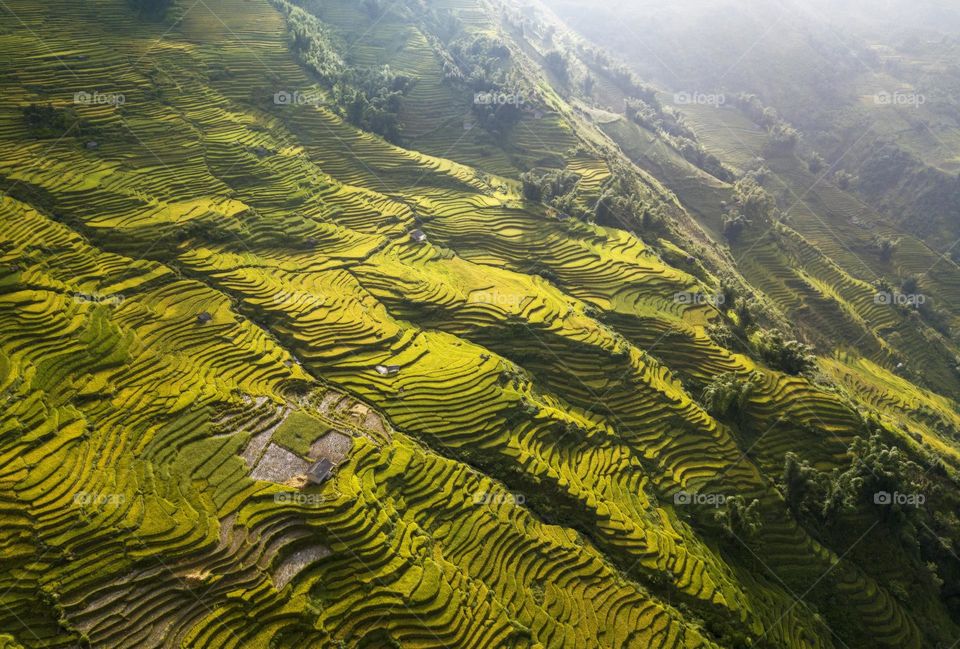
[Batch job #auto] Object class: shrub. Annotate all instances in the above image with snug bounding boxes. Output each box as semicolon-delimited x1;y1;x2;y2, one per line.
715;496;762;537
22;103;94;139
874;236;897;262
753;329;815;375
545;50;568;81
700;371;761;421
129;0;171;17
808;152;825;174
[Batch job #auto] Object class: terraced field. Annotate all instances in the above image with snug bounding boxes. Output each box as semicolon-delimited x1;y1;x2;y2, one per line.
2;0;959;648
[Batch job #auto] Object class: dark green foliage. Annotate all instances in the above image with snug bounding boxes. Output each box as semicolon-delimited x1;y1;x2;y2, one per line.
521;169;580;206
332;67;412;143
591;168;663;230
874;236;897;262
272;0;412;143
700;372;761;421
722;214;749;241
754;329;815;375
675;137;734;182
723;176;778;241
834;169;856;190
279;2;344;84
23;103;72;137
732;93;800;154
544;50;568;81
440;33;525;138
362;0;385;19
22;104;92;139
783;452;828;517
782;452;860;521
734;177;777;222
767;123;799;154
444;33;512;90
581;50;658;104
808;152;825;173
715;496;762;538
128;0;171;17
782;434;928;525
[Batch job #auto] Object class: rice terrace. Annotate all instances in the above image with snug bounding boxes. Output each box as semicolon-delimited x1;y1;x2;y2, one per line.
1;0;960;647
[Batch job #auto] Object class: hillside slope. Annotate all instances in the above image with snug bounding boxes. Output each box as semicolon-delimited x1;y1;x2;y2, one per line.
1;1;959;648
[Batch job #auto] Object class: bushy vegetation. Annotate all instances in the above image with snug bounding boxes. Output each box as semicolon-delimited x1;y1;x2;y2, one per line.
675;137;734;182
544;50;569;82
22;103;94;138
723;175;778;241
332;67;412;143
753;329;816;375
441;33;527;137
715;496;762;538
272;0;412;142
281;2;344;84
731;93;799;154
700;371;761;421
521;168;580;204
521;162;665;232
620;83;732;182
444;34;512;90
128;0;171;17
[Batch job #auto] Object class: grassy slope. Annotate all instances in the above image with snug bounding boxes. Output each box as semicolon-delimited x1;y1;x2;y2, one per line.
0;1;957;649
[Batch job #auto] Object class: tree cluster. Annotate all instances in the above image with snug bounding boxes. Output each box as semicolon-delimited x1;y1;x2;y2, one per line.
731;93;799;154
273;0;413;143
753;328;815;375
128;0;172;17
782;434;926;525
700;371;762;421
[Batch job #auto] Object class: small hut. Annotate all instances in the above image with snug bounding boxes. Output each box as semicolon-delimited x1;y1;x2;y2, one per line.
306;458;334;485
409;229;428;244
375;364;400;377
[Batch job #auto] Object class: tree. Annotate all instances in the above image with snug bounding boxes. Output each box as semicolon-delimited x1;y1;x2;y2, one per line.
754;329;815;375
700;372;761;421
734;177;777;222
129;0;171;17
716;496;762;538
22;103;92;138
783;452;831;518
875;236;897;262
581;74;595;95
723;214;749;241
808;152;825;174
521;172;543;202
834;170;856;190
544;50;568;82
362;0;385;19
